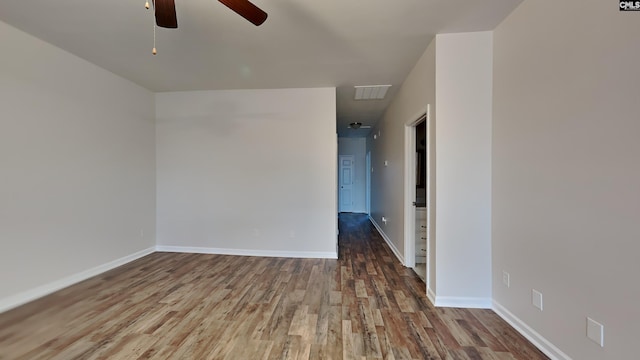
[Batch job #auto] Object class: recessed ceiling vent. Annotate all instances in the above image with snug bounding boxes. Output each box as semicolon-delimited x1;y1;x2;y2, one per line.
354;85;391;100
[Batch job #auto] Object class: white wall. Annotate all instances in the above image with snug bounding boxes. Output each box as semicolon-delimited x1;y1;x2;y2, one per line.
434;32;493;306
0;21;156;311
338;137;367;213
156;88;337;257
492;1;640;359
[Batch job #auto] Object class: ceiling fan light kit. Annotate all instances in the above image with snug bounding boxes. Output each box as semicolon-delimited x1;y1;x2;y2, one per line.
348;122;372;130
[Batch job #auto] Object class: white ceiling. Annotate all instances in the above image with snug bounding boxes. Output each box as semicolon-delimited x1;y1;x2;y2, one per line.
0;0;522;137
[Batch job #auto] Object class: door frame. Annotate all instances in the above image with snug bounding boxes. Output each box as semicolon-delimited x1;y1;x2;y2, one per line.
403;104;432;292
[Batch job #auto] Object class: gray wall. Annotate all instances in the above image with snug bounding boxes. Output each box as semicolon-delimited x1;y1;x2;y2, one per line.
0;21;156;310
155;88;338;257
492;0;640;358
434;32;493;305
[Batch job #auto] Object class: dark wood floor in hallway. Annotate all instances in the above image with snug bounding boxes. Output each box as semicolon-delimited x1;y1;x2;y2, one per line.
0;213;548;359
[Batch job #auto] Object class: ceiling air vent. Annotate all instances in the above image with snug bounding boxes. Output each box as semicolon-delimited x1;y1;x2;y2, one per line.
354;85;391;100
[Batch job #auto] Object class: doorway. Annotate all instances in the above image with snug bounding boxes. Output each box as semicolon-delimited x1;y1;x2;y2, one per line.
413;120;427;281
403;105;433;293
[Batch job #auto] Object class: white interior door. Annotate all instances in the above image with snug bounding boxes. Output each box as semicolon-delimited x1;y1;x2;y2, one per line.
339;155;354;212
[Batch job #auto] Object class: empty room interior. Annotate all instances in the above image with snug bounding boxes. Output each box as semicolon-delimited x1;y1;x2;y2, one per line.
1;1;638;359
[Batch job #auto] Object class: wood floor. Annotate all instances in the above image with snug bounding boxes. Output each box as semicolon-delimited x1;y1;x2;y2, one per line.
0;213;548;359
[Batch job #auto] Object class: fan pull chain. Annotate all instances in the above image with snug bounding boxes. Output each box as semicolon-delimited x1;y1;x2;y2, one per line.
145;0;157;55
153;24;157;55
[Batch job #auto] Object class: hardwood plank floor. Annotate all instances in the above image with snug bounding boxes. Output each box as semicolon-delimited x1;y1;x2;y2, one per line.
0;213;548;359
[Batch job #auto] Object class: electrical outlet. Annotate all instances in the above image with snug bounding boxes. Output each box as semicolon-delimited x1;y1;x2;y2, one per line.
384;160;389;166
587;317;604;347
532;289;543;311
139;229;144;238
381;216;387;225
502;271;510;288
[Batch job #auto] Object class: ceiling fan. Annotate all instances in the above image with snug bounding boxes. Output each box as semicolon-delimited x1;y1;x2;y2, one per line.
348;122;372;130
151;0;268;28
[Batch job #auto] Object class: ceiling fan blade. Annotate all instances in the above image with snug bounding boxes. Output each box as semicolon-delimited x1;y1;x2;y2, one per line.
153;0;178;28
218;0;268;26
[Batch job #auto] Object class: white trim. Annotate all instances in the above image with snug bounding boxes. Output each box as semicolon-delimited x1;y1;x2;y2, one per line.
365;151;371;215
336;136;340;254
492;300;572;360
155;245;338;259
369;216;405;265
403;124;417;268
427;287;437;305
402;107;427;269
433;296;492;309
404;106;429;127
424;104;432;293
0;246;155;314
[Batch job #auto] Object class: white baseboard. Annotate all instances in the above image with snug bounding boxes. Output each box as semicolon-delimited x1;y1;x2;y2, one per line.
155;245;338;259
0;246;155;314
432;296;492;309
492;300;572;360
368;216;405;265
427;287;437;305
